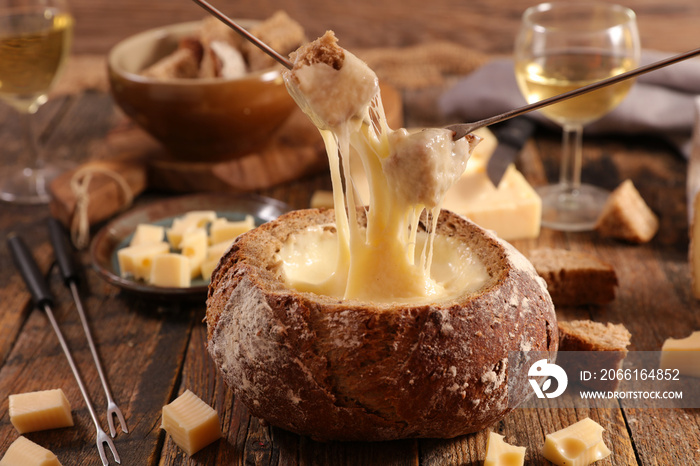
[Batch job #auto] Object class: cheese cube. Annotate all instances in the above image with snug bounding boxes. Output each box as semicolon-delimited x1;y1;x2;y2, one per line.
0;436;61;466
166;211;217;248
8;389;73;434
209;215;254;245
129;224;164;246
484;432;526;466
161;390;222;456
542;418;611;466
180;228;208;278
200;240;233;281
117;242;170;280
660;331;700;377
149;254;191;287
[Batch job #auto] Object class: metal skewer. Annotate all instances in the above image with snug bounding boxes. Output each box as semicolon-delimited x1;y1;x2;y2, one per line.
191;0;293;69
8;234;120;466
191;0;700;141
446;46;700;139
48;218;128;438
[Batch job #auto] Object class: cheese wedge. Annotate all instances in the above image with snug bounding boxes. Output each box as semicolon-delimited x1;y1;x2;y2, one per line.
660;331;700;377
0;436;61;466
161;390;222;456
542;418;611;466
484;432;526;466
117;241;170;280
8;389;73;434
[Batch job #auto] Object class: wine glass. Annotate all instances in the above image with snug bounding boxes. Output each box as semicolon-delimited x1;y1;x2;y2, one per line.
514;2;640;231
0;0;73;204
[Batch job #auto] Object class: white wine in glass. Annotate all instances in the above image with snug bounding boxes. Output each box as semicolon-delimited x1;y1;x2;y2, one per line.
515;2;640;231
0;0;73;204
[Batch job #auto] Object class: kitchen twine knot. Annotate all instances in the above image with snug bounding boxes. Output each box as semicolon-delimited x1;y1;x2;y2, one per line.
69;166;134;249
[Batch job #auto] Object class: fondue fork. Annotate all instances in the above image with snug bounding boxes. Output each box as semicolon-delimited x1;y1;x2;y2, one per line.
190;0;700;140
8;234;121;466
48;218;129;438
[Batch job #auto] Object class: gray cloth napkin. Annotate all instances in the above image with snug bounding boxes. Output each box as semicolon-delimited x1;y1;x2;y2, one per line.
439;50;700;157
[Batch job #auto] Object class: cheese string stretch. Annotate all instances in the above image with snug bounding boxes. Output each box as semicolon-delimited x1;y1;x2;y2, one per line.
69;166;134;249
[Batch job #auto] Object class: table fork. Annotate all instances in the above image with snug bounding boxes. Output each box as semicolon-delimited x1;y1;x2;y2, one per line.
8;234;121;465
48;218;129;438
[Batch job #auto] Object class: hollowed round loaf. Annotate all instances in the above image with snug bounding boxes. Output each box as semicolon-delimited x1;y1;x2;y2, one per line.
206;208;557;441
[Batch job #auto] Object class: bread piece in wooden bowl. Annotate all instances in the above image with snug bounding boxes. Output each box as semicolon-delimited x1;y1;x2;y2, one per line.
205;208;557;441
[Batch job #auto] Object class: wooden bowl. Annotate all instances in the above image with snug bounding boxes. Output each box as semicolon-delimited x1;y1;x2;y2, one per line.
107;21;297;162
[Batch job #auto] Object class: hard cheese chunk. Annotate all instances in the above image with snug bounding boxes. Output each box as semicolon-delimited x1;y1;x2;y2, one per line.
660;331;700;377
442;140;541;241
484;432;526;466
117;241;170;280
209;215;254;245
9;389;73;434
161;390;222;456
543;418;611;466
150;253;191;287
0;436;61;466
166;210;217;248
129;224;164;246
201;240;234;281
180;228;208;279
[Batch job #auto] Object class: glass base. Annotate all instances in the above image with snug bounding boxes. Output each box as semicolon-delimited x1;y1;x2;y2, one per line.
537;183;609;232
0;163;68;205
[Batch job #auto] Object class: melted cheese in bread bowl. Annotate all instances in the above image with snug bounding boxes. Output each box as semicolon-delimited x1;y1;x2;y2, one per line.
283;31;484;303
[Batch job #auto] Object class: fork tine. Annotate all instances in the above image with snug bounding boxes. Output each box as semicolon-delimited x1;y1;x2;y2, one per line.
108;404;129;437
98;430;121;465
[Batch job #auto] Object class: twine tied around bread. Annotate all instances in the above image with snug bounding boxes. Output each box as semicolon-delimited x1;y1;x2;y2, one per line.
69;166;134;249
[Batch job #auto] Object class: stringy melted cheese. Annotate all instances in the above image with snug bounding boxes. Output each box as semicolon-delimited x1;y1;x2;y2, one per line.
282;31;486;303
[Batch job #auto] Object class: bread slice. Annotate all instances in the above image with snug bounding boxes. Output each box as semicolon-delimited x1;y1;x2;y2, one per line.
528;248;617;306
243;11;306;71
558;320;631;352
558;320;631;391
206;208;557;441
595;179;659;243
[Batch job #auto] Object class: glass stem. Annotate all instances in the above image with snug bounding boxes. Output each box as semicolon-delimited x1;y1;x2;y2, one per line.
20;109;43;172
559;123;583;194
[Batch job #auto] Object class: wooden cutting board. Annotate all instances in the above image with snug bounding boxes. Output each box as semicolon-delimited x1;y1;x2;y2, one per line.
49;84;403;228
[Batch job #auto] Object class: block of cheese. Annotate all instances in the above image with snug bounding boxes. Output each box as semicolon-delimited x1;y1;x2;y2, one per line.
542;418;611;466
180;228;208;278
209;215;254;245
0;436;61;466
660;331;700;377
201;240;234;281
149;253;191;287
484;431;526;466
161;390;222;456
442;158;541;241
117;241;170;280
166;210;217;248
129;224;164;246
9;389;73;434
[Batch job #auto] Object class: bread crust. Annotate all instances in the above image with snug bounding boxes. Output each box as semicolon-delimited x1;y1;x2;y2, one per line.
206;208;557;441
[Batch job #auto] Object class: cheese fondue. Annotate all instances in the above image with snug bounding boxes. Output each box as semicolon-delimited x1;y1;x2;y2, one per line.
282;31;486;303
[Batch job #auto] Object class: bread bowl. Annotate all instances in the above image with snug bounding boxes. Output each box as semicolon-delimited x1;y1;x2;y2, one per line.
205;207;557;441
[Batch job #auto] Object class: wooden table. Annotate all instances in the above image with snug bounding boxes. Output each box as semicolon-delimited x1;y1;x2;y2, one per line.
2;0;700;464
